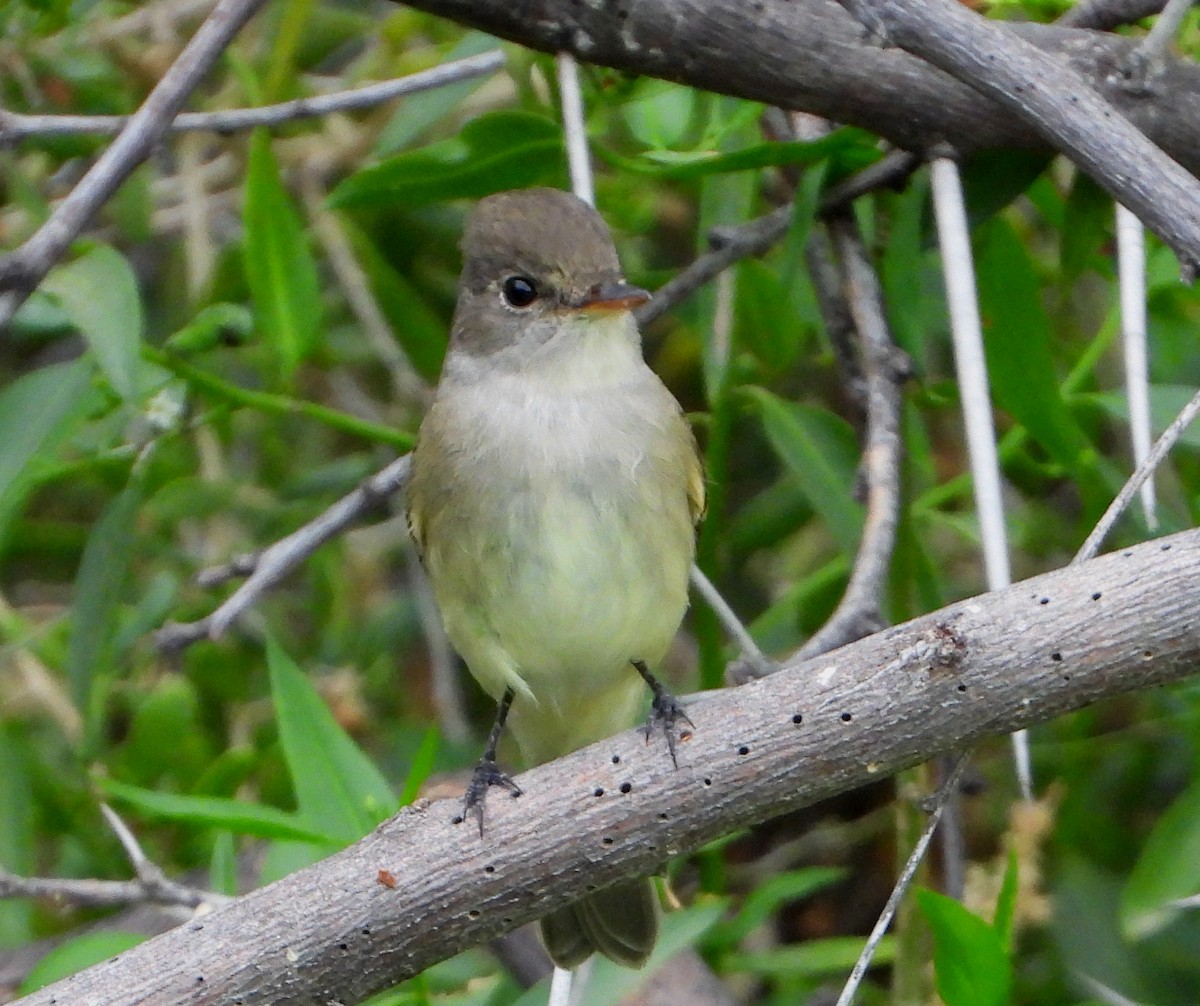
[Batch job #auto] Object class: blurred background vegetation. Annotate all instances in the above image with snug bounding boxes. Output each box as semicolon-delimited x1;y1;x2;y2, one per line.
3;0;1200;1003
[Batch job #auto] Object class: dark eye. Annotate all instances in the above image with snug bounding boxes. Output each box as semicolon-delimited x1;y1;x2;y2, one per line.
502;276;538;308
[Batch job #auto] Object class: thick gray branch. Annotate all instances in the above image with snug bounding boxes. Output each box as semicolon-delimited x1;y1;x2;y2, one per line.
393;0;1200;181
836;0;1200;275
16;529;1200;1006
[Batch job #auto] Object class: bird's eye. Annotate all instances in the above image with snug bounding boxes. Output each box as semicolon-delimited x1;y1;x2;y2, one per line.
502;276;538;308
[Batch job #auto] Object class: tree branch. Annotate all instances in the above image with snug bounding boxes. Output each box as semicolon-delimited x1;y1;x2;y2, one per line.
835;0;1200;277
392;0;1200;184
21;528;1200;1006
0;53;504;142
0;0;270;329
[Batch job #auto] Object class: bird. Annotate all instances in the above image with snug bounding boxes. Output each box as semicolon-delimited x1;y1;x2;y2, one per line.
406;187;704;968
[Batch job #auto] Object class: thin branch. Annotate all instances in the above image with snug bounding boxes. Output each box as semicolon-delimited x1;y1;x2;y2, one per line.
690;566;776;679
1122;0;1195;84
635;205;793;328
818;150;922;216
930;155;1032;801
298;169;429;409
156;455;412;651
555;52;594;206
18;528;1200;1006
0;53;505;144
0;805;231;914
1116;204;1157;529
835;754;970;1006
794;216;906;661
1075;388;1200;563
1058;0;1165;28
0;0;271;329
930;156;1012;594
835;0;1200;279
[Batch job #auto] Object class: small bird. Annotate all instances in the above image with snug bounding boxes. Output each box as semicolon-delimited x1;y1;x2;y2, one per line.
407;187;704;969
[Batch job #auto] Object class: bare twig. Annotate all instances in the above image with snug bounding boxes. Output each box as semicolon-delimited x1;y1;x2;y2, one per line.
1057;0;1165;28
0;805;230;913
0;0;271;329
691;566;775;679
1121;0;1194;85
156;455;412;651
835;754;970;1006
835;0;1200;279
0;53;506;144
1116;204;1157;529
794;216;906;662
555;52;594;206
1075;388;1200;563
818;150;922;216
635;205;793;328
298;169;428;408
930;155;1031;801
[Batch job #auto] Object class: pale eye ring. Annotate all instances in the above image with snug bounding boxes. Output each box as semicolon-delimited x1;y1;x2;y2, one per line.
501;276;538;308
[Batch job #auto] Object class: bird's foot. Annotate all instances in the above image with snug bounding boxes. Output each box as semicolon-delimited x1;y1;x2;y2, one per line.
461;757;521;837
632;659;694;768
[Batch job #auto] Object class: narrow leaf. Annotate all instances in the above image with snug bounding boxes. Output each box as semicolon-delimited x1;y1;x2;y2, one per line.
0;359;91;501
244;128;322;375
267;636;395;841
743;387;863;556
917;888;1013;1006
330;110;565;208
42;246;142;400
100;778;335;845
66;484;142;723
1121;777;1200;939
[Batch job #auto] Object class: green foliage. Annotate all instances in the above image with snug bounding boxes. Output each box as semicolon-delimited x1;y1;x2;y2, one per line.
4;5;1200;1005
917;888;1013;1006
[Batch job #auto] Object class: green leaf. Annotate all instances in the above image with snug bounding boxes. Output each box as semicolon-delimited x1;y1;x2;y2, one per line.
330;110;565;209
742;387;863;555
959;150;1052;229
267;636;395;841
724;934;896;976
710;866;846;946
622;81;696;149
66;483;142;729
18;931;146;995
100;778;335;845
1061;172;1113;282
374;33;501;156
398;725;441;807
1121;776;1200;939
163;303;254;354
0;726;34;947
342;220;446;380
597;128;878;181
734;259;809;375
0;359;92;501
994;849;1019;952
210;832;238;896
917;888;1013;1006
244;128;322;375
974;217;1116;515
42;245;142;400
1078;384;1200;449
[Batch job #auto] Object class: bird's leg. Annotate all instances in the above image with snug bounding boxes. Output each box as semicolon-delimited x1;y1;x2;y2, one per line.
462;686;522;836
632;659;693;768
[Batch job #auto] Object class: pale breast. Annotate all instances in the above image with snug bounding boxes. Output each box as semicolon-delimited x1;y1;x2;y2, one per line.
409;368;697;718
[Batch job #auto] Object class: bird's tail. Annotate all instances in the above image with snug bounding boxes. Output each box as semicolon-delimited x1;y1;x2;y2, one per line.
539;878;659;969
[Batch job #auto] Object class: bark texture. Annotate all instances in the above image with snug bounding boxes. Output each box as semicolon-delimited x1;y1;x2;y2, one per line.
14;529;1200;1006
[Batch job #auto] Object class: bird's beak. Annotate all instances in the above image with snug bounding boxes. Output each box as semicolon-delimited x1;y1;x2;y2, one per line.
574;281;651;313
